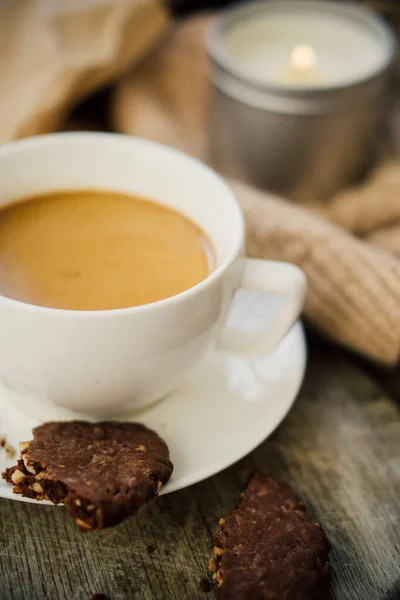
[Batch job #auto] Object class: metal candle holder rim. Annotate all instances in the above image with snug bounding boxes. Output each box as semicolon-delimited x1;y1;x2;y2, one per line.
207;0;397;103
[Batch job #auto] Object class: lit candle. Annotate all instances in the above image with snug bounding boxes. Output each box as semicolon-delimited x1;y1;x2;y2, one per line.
207;1;396;201
221;3;390;88
281;44;322;85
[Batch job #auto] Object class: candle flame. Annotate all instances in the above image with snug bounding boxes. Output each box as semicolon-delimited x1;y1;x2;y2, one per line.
290;44;317;72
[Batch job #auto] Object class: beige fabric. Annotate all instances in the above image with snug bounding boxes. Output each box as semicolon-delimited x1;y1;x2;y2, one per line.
368;225;400;258
318;162;400;235
112;15;400;365
112;15;211;161
0;0;169;143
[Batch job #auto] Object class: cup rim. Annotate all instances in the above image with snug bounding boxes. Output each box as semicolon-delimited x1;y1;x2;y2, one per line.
207;0;397;96
0;132;244;318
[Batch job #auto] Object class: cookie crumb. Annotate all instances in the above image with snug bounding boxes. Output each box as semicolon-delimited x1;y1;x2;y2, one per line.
0;435;16;459
199;577;212;593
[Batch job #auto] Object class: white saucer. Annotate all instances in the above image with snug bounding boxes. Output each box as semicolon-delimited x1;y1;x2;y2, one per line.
0;294;306;503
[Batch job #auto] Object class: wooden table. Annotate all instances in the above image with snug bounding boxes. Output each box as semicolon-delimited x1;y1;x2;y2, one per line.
1;331;399;600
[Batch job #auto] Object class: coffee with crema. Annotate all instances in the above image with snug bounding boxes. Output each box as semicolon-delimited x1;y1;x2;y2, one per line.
0;190;214;310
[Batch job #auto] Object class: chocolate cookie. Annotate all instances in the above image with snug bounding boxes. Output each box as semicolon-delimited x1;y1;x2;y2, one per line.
209;474;331;600
2;421;173;531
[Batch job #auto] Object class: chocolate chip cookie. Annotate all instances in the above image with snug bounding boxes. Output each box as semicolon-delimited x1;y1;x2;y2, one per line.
2;421;173;531
209;473;331;599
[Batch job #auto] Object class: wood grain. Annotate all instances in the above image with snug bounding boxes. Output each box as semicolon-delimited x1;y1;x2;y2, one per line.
0;333;399;600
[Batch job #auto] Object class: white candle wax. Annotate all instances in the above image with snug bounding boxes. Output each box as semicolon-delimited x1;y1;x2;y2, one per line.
222;6;389;88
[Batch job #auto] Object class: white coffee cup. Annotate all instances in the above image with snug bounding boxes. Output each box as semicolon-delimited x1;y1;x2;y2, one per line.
0;133;306;418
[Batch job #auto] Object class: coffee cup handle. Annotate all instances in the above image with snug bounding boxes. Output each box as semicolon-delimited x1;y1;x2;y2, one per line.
217;259;306;356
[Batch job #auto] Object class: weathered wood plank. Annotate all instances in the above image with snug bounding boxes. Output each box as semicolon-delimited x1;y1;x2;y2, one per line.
0;335;399;600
